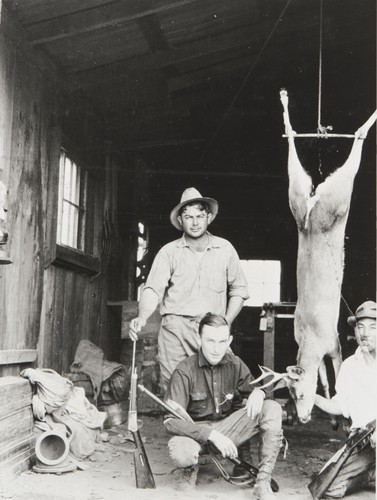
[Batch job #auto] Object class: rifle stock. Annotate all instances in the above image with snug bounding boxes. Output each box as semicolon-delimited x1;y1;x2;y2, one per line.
128;362;155;488
308;421;375;499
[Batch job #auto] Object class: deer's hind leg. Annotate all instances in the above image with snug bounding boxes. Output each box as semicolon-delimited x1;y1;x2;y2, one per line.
280;90;313;227
316;110;377;212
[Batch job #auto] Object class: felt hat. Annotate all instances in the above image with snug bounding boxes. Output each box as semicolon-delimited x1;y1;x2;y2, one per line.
170;187;219;231
347;300;377;327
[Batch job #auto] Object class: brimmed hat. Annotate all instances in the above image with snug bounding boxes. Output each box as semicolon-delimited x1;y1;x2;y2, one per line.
347;300;377;327
170;187;219;231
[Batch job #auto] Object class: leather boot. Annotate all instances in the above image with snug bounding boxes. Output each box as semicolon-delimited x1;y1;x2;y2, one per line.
172;463;199;491
253;427;283;499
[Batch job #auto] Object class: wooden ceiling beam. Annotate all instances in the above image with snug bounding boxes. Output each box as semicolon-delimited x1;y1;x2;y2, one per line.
64;6;316;80
26;0;201;45
6;0;115;25
117;168;285;179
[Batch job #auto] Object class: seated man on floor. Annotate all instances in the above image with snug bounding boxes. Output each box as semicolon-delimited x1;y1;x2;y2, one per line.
313;300;376;498
164;313;283;500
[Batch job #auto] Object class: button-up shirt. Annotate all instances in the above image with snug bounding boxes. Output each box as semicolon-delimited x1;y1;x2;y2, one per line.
144;233;249;317
164;350;260;443
333;347;376;429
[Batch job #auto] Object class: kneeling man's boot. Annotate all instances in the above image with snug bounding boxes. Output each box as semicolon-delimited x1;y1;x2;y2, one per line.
172;464;199;491
253;427;283;499
253;479;275;500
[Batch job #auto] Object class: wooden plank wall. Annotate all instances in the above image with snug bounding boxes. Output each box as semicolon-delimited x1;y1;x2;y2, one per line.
0;7;118;376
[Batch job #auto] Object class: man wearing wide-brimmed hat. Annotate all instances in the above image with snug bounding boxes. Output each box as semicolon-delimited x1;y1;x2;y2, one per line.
313;300;376;498
129;187;248;388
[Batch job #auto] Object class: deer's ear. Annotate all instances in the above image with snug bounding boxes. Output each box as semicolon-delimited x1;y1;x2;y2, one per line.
286;365;305;380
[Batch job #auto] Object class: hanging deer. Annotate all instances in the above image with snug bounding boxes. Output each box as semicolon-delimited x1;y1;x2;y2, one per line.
252;91;377;423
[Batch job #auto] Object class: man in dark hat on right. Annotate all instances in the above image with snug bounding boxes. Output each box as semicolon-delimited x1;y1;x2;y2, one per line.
313;300;376;498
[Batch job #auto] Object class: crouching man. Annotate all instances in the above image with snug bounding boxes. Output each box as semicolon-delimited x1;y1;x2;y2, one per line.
313;300;376;498
164;313;283;500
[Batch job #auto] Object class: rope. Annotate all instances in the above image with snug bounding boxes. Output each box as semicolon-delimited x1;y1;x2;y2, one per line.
198;0;293;167
317;0;324;132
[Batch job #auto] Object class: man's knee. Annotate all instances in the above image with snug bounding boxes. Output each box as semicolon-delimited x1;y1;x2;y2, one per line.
168;436;201;468
260;400;283;429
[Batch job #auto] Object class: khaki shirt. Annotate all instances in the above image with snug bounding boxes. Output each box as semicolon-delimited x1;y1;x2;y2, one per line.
144;233;249;317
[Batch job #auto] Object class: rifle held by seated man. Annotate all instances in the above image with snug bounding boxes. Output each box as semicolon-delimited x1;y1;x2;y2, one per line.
308;420;375;499
128;341;155;489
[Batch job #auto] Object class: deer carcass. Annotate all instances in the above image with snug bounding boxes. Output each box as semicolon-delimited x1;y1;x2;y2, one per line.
253;91;377;423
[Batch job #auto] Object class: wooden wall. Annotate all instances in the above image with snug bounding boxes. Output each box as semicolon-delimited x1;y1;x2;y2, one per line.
0;8;119;376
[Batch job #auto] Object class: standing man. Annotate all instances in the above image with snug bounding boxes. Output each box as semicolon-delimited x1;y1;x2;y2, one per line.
313;300;376;498
164;313;283;500
129;187;249;387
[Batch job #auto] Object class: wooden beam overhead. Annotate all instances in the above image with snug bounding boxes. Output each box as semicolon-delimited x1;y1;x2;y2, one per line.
118;168;285;179
26;0;201;45
6;0;115;25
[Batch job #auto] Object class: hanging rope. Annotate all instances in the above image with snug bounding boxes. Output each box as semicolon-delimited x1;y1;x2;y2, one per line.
317;0;323;132
198;0;293;167
283;0;356;139
316;0;332;137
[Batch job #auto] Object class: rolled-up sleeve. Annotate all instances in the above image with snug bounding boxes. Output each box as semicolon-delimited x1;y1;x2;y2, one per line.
143;247;171;302
227;245;249;300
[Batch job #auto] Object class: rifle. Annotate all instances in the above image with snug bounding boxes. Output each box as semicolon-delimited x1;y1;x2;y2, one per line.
308;420;375;499
128;341;156;489
138;383;279;492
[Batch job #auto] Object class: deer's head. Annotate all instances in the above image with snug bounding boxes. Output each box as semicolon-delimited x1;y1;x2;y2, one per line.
250;365;317;423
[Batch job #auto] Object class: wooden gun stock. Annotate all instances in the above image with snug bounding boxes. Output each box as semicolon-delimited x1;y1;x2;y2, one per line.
128;356;155;489
131;428;156;489
308;421;375;499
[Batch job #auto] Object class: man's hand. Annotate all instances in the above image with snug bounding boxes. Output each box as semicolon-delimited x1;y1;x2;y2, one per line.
370;429;376;449
129;317;146;341
208;430;238;459
246;388;265;420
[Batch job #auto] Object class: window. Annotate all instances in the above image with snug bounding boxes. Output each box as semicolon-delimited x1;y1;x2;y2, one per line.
241;260;281;307
53;149;99;275
57;150;87;251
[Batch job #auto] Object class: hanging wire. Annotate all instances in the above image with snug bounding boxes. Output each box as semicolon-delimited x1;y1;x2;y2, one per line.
198;0;293;167
316;0;333;139
317;0;324;133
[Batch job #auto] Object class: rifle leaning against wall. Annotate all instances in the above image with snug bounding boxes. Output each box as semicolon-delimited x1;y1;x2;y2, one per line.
128;341;156;489
138;383;279;492
308;420;375;499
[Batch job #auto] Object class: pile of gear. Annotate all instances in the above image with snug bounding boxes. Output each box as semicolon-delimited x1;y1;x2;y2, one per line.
21;339;129;473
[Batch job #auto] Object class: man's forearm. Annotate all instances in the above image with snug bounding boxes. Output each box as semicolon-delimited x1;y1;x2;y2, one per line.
138;288;159;320
314;395;343;416
164;417;212;444
225;296;245;325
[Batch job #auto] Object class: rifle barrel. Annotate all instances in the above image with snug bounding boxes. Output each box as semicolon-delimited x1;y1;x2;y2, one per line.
138;384;186;420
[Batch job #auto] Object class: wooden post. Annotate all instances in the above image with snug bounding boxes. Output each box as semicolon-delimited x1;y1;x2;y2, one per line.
263;307;275;369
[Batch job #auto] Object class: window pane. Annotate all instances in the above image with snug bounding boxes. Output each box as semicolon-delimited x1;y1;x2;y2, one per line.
57;150;85;251
241;260;281;307
263;283;280;303
63;157;72;199
264;260;281;283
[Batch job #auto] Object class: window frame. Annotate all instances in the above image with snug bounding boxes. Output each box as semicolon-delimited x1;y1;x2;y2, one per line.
52;146;100;275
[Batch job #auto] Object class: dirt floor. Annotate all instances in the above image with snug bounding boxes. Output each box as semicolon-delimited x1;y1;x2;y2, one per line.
1;409;375;500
